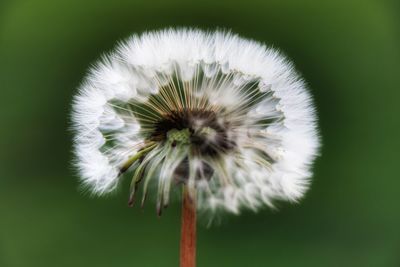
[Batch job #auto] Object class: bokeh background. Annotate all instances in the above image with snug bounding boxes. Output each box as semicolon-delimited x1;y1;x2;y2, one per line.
1;0;399;266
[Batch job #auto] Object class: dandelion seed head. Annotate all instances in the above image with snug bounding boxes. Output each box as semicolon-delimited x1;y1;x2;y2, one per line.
72;28;320;214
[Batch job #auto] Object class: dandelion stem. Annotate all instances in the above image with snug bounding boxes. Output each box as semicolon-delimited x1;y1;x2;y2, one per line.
180;186;196;267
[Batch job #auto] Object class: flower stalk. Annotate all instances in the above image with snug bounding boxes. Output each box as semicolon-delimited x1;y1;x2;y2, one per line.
180;186;196;267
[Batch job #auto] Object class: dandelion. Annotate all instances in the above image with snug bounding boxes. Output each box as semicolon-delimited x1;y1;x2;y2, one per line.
72;28;320;267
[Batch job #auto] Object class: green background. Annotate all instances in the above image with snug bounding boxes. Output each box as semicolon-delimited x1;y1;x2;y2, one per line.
1;0;399;266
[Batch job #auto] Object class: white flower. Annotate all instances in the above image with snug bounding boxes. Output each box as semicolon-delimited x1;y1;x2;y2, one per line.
71;28;320;215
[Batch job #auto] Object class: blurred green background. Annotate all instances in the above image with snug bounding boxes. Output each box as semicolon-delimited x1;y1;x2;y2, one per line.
1;0;399;266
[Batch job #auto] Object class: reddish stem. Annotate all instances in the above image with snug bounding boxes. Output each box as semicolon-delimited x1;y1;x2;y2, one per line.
180;187;196;267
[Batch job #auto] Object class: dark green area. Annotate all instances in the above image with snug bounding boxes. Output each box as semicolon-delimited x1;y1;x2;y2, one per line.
1;0;399;266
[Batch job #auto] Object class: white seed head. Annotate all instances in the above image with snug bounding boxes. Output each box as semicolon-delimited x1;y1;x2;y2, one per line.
71;28;320;214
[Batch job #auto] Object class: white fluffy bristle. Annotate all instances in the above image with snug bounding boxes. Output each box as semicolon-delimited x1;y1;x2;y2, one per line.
71;28;320;214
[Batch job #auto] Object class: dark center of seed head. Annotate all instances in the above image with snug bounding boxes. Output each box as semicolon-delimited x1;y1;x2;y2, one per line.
152;109;236;157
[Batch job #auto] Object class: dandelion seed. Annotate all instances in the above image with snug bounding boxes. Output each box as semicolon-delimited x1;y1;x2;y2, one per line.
71;28;320;267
